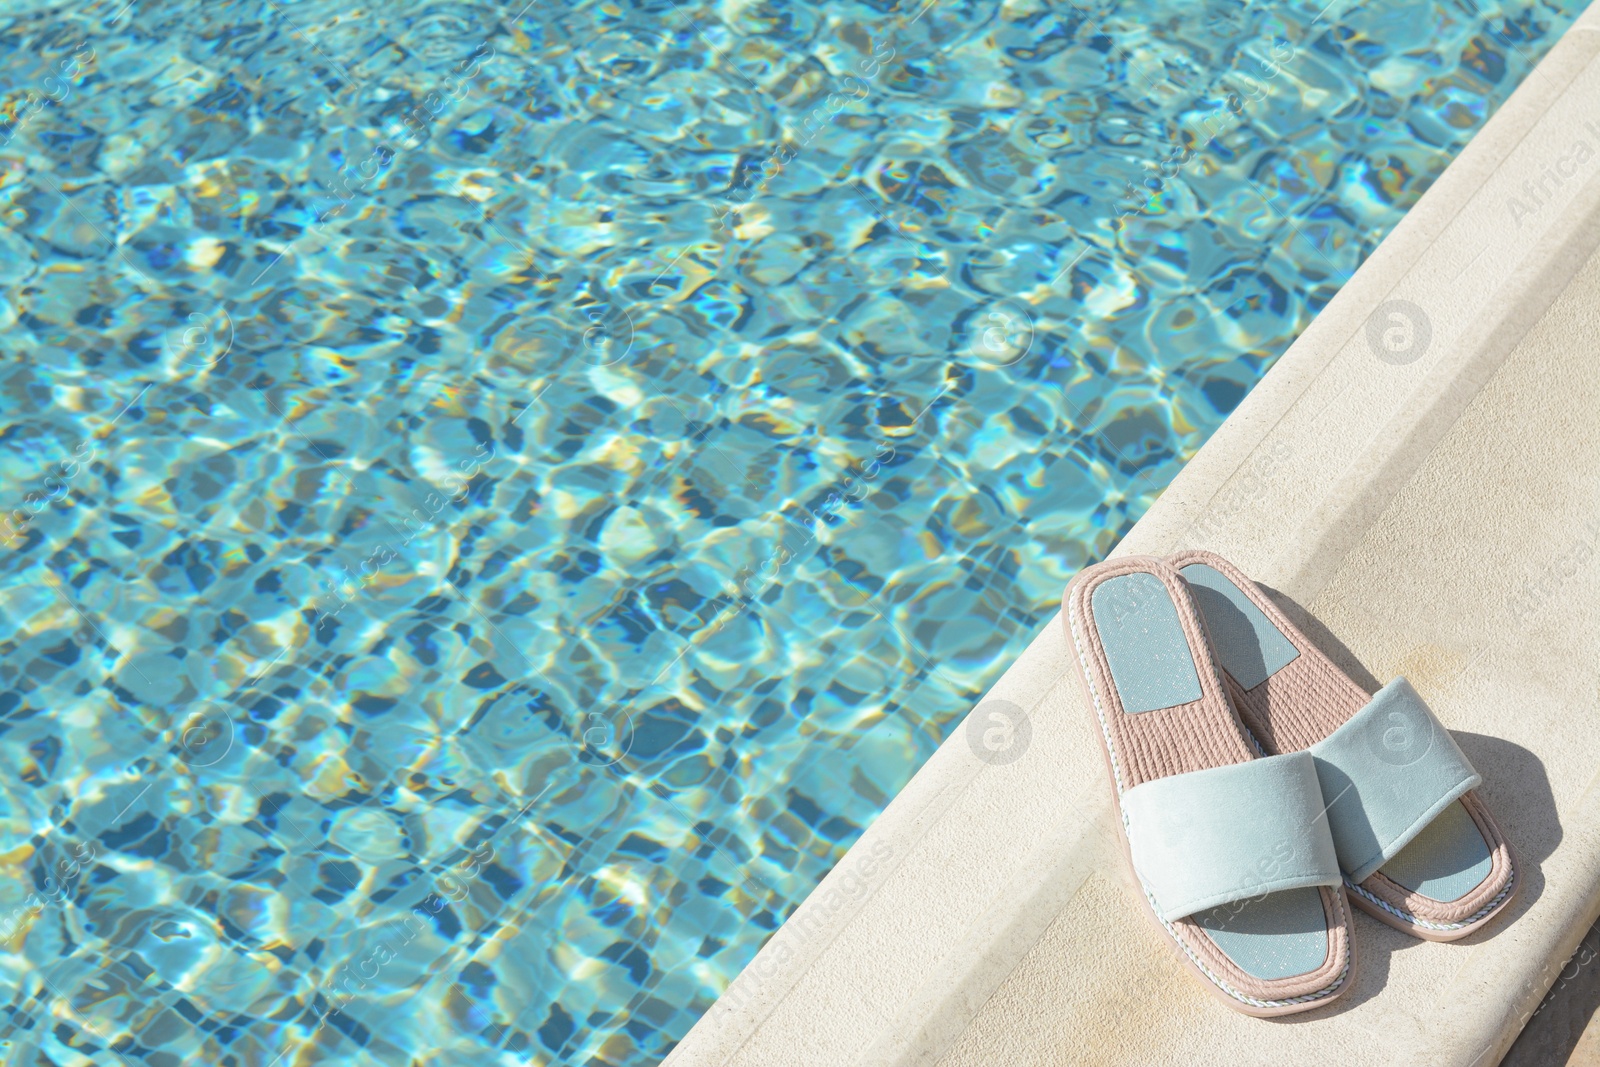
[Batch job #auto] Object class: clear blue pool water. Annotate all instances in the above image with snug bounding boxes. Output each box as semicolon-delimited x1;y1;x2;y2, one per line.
0;0;1583;1062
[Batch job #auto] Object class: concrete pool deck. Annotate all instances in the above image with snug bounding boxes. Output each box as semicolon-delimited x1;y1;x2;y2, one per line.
665;4;1600;1065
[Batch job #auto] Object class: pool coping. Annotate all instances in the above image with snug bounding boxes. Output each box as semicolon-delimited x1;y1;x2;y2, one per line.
666;5;1600;1065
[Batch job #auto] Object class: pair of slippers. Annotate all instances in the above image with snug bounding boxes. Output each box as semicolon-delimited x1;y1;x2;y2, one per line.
1063;550;1517;1016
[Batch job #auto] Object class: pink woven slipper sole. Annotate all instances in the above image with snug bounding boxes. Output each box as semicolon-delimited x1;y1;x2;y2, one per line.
1064;555;1355;1015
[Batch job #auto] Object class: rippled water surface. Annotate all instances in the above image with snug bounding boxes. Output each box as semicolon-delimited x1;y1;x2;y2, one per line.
0;0;1584;1063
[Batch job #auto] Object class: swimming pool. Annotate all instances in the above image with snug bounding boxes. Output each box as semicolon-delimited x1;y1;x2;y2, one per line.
0;0;1582;1063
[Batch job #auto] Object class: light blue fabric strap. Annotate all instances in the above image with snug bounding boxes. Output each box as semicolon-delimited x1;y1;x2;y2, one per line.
1122;751;1342;922
1308;677;1483;883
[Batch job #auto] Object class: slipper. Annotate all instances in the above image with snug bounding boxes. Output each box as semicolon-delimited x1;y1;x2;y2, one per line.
1166;549;1517;942
1064;555;1355;1016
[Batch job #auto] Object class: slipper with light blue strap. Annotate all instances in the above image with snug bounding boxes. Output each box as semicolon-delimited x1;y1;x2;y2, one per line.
1168;549;1518;942
1064;555;1356;1015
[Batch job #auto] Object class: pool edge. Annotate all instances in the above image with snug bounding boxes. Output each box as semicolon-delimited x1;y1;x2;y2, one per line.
666;5;1600;1065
